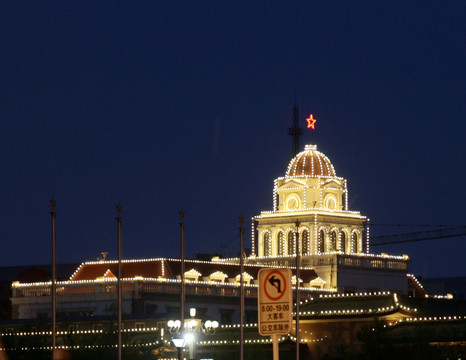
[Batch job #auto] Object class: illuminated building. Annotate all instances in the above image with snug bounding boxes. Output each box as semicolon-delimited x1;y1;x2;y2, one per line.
10;131;411;323
252;143;409;294
10;258;323;322
5;114;466;358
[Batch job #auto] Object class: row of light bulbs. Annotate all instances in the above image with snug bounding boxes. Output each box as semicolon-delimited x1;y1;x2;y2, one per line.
0;341;161;352
3;312;464;352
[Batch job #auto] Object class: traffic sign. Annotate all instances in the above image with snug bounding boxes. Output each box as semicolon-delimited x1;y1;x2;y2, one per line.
258;268;292;336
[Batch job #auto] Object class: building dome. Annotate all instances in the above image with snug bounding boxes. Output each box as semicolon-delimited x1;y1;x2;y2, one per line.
285;144;336;178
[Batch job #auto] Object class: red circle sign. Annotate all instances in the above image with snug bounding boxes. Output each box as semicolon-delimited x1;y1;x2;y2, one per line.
263;270;287;301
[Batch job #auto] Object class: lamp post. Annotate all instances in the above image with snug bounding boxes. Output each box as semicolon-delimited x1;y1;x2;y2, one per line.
168;307;219;359
171;337;186;360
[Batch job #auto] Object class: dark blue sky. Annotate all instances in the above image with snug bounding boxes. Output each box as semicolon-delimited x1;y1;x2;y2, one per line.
1;1;465;278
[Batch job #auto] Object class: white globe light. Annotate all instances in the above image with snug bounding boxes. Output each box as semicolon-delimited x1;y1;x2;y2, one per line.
204;320;212;328
212;321;219;328
174;320;181;328
167;320;174;328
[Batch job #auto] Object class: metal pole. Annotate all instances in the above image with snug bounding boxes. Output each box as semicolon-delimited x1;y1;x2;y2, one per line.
239;215;244;360
295;220;300;360
179;210;185;360
116;205;122;360
272;334;279;360
50;199;56;359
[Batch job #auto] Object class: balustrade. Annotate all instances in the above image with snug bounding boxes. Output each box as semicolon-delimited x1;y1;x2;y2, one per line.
12;280;259;299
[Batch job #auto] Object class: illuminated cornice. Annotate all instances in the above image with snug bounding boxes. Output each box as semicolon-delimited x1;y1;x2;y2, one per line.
297;292;418;317
256;209;365;219
253;252;408;261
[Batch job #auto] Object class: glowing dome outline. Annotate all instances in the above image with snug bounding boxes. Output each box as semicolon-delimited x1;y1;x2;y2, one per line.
285;144;336;178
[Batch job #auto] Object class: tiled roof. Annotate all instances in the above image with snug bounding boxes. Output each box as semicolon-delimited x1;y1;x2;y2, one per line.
70;258;319;283
161;259;318;283
71;259;165;281
299;293;399;317
299;292;466;319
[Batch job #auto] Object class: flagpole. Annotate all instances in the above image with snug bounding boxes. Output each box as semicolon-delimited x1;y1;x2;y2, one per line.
116;205;122;360
50;199;56;360
239;215;244;360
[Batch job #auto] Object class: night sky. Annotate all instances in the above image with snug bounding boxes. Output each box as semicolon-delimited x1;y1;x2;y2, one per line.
1;1;465;278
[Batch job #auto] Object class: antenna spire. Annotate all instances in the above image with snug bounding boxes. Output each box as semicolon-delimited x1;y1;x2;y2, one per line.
288;103;303;157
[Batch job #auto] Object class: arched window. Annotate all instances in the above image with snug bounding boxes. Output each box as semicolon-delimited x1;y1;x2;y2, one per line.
326;196;336;210
263;232;271;256
319;230;325;253
341;232;346;253
301;230;310;255
352;232;358;253
277;232;285;256
287;231;294;255
330;231;338;252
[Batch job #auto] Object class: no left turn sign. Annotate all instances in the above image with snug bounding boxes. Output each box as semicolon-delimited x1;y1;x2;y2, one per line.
258;268;292;336
263;270;288;301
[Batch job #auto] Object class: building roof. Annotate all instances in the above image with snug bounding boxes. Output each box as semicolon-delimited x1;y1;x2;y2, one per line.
70;259;166;281
285;144;336;178
298;292;410;319
298;291;466;320
69;258;319;283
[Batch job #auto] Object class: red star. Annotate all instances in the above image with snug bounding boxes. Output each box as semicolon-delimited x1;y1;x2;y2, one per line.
306;114;317;129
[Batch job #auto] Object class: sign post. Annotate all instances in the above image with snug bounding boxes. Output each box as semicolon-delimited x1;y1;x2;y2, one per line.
258;268;292;360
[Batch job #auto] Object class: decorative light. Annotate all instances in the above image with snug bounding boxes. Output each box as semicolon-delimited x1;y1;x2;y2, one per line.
184;332;194;343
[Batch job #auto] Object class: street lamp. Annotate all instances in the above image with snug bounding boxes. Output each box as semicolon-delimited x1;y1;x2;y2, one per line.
171;337;186;360
168;308;219;359
203;320;219;335
167;319;182;332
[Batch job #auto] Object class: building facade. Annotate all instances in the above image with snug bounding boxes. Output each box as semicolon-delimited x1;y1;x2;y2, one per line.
252;143;409;293
11;258;326;322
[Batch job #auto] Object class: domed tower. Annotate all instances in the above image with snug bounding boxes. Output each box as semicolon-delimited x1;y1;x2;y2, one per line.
252;140;409;293
254;143;366;259
277;144;344;213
